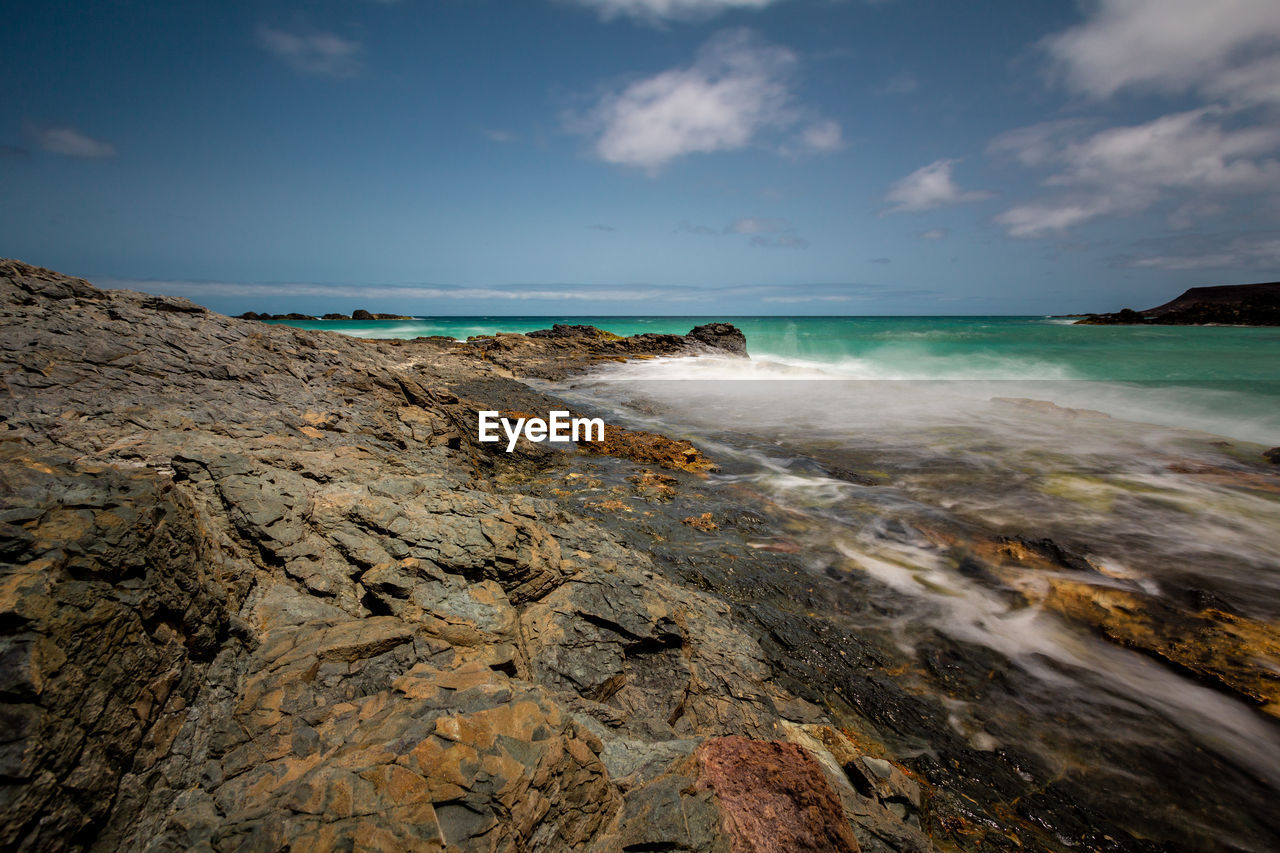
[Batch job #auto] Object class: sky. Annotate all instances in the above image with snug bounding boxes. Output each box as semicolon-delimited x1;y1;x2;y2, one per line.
3;0;1280;316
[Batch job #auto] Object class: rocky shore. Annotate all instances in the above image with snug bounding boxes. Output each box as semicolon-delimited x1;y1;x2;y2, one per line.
1075;281;1280;325
3;259;1279;852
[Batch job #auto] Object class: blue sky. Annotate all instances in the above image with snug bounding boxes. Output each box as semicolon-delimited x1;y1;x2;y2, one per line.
3;0;1279;315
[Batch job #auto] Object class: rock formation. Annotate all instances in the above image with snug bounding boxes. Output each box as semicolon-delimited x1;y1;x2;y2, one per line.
1075;281;1280;325
0;260;894;852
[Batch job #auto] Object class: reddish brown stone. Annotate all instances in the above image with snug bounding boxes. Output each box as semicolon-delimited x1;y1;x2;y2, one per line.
694;736;860;853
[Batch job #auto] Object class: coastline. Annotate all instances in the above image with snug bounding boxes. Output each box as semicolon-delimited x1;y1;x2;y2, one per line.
3;259;1279;851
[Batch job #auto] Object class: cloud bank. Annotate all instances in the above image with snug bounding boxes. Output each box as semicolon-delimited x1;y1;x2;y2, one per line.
1045;0;1280;106
992;109;1280;236
989;0;1280;243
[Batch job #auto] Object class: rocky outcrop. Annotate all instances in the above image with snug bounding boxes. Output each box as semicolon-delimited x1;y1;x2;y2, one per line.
458;322;747;380
238;309;414;322
1075;281;1280;325
0;260;868;852
237;311;319;321
686;322;748;356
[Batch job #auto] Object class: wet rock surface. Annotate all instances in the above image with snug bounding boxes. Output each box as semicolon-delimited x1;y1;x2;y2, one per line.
2;259;1278;851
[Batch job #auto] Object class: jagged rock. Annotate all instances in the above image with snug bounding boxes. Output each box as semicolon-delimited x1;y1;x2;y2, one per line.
687;322;748;356
527;324;618;339
0;446;233;851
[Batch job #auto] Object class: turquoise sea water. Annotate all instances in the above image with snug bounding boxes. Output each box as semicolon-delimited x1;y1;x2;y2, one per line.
271;314;1280;441
270;314;1280;381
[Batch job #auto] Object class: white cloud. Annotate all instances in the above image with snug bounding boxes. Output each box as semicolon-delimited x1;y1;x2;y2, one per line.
673;216;808;245
257;26;363;78
724;216;808;247
580;29;840;172
918;228;948;240
28;124;116;158
1045;0;1280;105
484;129;516;143
568;0;784;24
987;119;1091;167
995;198;1119;239
1121;235;1280;270
800;119;844;152
726;216;789;234
883;159;992;213
992;108;1280;236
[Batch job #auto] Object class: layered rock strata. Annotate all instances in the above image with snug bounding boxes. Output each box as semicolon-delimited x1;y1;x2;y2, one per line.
0;261;901;852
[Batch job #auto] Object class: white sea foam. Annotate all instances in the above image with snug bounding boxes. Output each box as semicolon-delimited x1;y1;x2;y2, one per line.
581;350;1278;445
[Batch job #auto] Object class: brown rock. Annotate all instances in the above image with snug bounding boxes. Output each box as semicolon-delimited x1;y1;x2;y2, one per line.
694;736;860;853
583;423;718;473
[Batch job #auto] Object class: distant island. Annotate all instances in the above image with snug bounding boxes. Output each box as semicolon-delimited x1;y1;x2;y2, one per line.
237;309;414;321
1075;281;1280;325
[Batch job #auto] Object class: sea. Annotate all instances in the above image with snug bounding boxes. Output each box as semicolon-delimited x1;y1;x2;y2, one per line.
274;313;1280;843
276;314;1280;442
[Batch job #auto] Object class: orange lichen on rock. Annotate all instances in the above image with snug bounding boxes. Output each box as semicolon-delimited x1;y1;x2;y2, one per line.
585;499;632;514
580;423;717;473
627;469;678;498
682;512;718;532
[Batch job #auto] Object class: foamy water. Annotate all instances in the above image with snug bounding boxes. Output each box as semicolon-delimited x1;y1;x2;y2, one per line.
542;344;1280;797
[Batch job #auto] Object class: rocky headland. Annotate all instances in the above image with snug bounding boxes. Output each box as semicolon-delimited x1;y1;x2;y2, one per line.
3;259;1279;852
1075;281;1280;325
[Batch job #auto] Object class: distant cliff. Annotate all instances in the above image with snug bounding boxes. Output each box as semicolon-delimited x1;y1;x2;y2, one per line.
1075;281;1280;325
